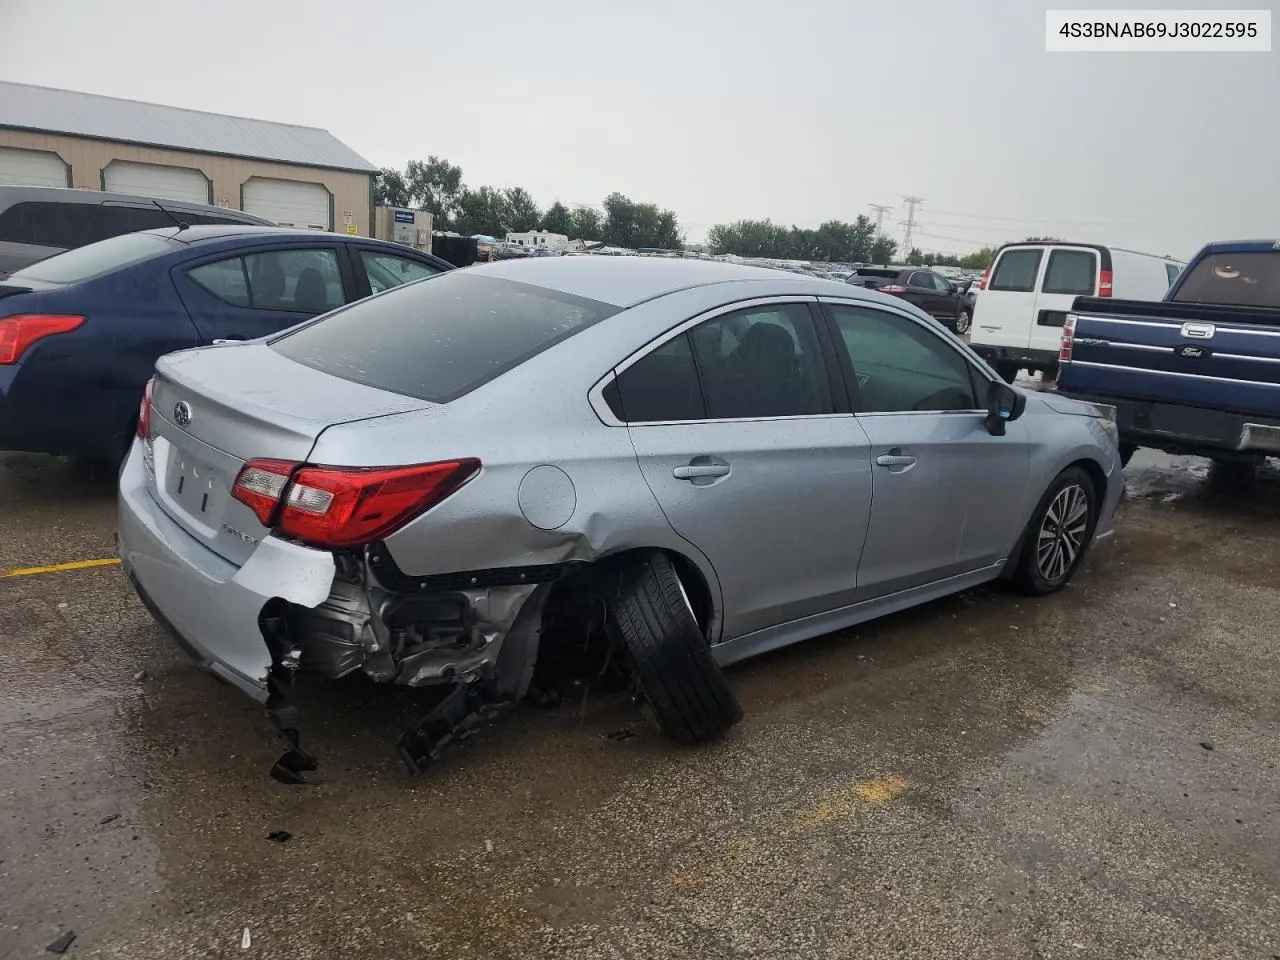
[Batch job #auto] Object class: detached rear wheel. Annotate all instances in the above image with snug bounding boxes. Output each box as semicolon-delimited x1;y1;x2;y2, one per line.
1013;466;1098;595
608;550;742;743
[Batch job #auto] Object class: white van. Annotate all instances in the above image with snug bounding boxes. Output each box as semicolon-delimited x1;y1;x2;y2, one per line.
969;242;1185;382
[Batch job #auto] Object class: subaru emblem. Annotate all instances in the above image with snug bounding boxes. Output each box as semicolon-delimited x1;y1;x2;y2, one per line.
173;401;193;426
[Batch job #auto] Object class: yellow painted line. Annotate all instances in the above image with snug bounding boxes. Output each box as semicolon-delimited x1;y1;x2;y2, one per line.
1;557;122;579
789;775;911;831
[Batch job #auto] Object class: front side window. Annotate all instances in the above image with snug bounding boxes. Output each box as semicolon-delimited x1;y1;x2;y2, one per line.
360;251;442;294
930;273;953;293
829;303;979;413
989;248;1044;292
1042;249;1097;295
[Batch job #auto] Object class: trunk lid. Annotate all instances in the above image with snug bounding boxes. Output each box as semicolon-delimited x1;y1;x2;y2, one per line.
147;342;438;565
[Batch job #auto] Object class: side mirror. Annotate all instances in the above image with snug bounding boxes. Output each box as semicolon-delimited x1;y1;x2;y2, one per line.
984;380;1026;436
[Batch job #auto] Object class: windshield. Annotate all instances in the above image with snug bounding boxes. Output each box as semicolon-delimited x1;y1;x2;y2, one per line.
1171;251;1280;308
11;231;180;284
270;271;619;403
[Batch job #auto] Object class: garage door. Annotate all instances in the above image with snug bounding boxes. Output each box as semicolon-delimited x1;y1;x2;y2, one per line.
0;147;69;188
103;161;211;204
242;178;330;231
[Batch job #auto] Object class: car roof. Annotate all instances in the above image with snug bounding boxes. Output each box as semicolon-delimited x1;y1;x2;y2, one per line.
0;184;271;221
1195;240;1280;255
135;225;440;253
470;255;844;307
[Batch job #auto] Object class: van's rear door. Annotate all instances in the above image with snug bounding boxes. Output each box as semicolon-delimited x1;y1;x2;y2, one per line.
1028;246;1101;354
972;245;1047;349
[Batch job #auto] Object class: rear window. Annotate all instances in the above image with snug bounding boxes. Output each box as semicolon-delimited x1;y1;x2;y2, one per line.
1171;252;1280;308
853;269;901;280
269;271;620;403
988;248;1043;292
1041;249;1097;295
9;231;179;283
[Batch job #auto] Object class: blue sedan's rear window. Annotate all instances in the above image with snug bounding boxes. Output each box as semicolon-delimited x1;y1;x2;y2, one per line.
11;232;180;283
269;272;619;403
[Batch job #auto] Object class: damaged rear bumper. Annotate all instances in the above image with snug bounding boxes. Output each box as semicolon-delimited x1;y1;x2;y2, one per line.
117;440;336;701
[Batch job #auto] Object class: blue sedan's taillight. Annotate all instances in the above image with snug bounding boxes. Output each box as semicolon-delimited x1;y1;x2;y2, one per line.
0;314;85;364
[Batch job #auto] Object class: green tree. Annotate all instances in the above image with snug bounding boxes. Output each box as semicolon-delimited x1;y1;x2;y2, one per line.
373;167;410;208
569;205;604;242
654;209;683;249
960;246;995;270
404;156;465;229
869;236;897;264
906;247;926;265
541;201;572;236
454;185;510;238
503;187;541;233
602;192;637;247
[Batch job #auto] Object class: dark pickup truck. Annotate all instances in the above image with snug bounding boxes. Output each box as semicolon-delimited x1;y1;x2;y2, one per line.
1055;240;1280;467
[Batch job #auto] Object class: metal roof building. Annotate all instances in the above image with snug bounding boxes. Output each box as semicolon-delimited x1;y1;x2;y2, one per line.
0;81;377;234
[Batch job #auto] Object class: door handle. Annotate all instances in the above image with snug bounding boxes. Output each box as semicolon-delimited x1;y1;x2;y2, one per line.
673;463;731;480
875;454;917;468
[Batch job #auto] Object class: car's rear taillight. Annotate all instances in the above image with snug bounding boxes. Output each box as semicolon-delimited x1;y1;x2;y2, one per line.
231;458;481;549
1060;313;1077;363
979;265;992;291
0;314;85;365
1098;269;1113;297
878;285;907;294
137;376;156;439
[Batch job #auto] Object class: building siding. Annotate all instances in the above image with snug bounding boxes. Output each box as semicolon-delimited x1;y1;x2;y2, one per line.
0;129;372;235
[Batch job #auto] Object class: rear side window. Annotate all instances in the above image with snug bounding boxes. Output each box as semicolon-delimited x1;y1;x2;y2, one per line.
9;231;178;283
0;200;100;248
604;335;703;422
1042;249;1097;295
270;272;619;403
1165;263;1181;285
189;259;251;307
1171;251;1280;307
989;249;1043;292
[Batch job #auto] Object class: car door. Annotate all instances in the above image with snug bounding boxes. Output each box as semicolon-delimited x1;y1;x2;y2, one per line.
930;272;963;321
351;246;447;298
607;297;874;641
173;243;356;343
821;298;1032;598
1029;246;1099;354
905;270;940;314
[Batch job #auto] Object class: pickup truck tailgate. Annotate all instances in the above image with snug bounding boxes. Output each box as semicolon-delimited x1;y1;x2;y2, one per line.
1063;298;1280;418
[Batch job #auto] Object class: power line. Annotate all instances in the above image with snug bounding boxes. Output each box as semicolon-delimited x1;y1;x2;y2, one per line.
900;196;923;254
923;207;1170;227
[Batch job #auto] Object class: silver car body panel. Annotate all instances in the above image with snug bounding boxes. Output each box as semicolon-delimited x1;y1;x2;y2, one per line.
117;257;1125;724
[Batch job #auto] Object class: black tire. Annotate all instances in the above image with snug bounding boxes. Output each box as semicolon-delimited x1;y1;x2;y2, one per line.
1119;443;1137;467
608;550;743;743
1012;466;1099;596
995;361;1020;384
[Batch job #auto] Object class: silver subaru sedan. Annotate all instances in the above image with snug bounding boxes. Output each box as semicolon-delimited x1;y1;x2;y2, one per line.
117;256;1124;780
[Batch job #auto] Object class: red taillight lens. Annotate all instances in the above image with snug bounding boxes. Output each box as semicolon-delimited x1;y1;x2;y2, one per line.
232;458;481;549
0;314;85;364
137;376;156;439
1098;269;1113;297
878;285;907;294
231;459;300;525
1060;313;1077;363
979;265;992;291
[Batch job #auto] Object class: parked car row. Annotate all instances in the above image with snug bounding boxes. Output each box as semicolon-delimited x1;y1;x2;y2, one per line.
845;266;973;335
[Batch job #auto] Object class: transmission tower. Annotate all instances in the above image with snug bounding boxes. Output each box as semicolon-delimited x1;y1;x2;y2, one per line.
900;196;923;256
868;203;892;238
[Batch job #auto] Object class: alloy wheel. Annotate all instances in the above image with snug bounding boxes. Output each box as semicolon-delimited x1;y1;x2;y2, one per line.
1036;483;1089;582
955;310;971;335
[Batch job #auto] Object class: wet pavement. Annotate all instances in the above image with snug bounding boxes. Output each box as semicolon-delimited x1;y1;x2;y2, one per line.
1;450;1278;959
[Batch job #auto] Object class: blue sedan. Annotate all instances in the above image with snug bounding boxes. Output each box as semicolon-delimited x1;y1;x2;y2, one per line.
0;226;453;462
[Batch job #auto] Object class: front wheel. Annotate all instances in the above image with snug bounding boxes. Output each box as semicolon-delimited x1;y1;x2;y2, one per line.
954;309;971;336
1013;466;1098;596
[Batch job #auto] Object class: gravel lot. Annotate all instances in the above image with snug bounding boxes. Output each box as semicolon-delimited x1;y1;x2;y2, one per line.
1;450;1278;959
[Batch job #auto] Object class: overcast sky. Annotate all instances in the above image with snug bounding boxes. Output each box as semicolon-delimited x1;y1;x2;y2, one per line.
2;0;1276;257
